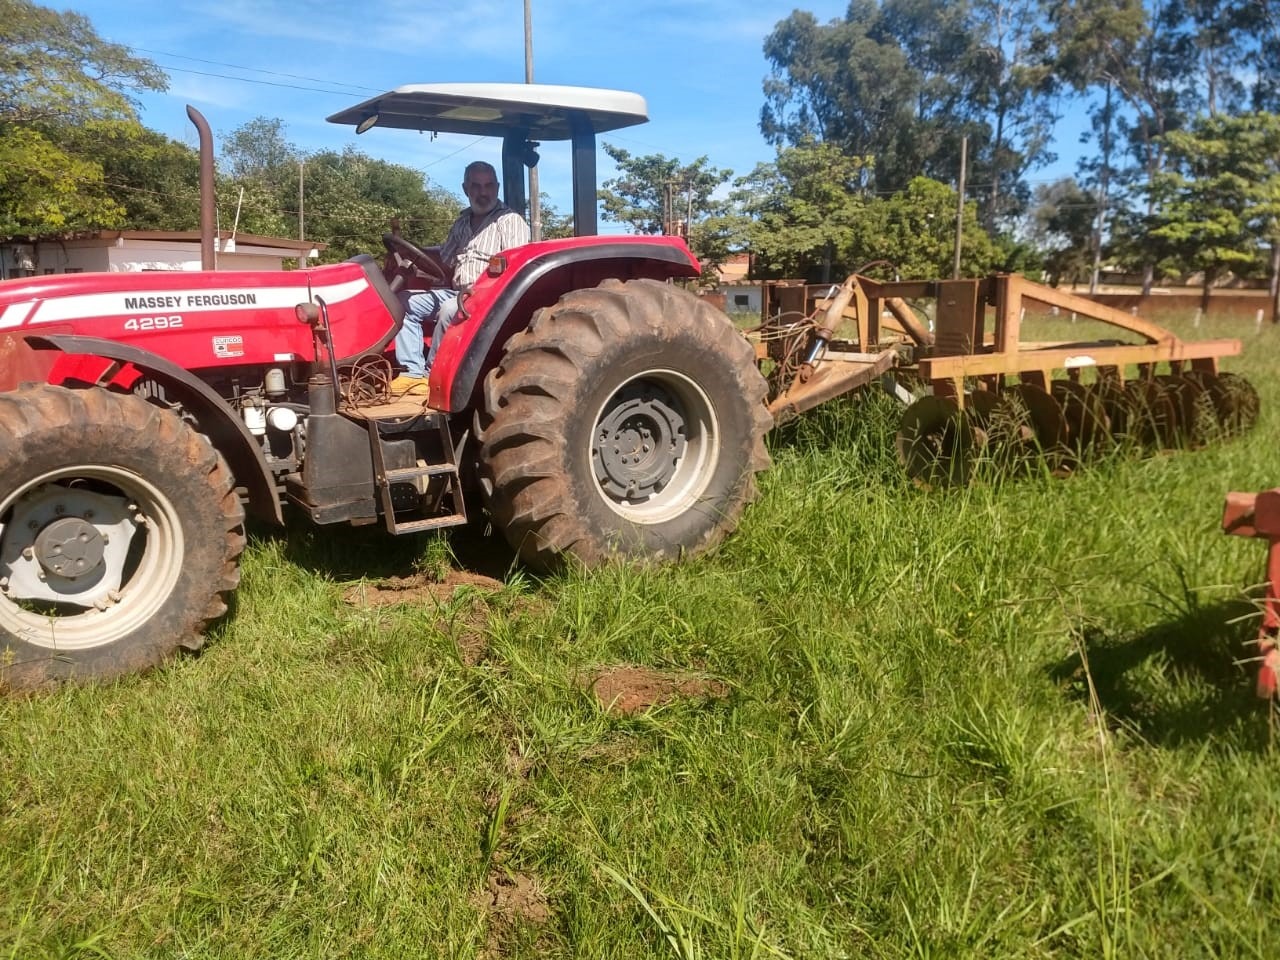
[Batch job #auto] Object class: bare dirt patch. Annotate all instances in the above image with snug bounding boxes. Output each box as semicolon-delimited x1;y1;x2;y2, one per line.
341;570;502;608
475;869;551;958
581;665;730;715
342;571;512;666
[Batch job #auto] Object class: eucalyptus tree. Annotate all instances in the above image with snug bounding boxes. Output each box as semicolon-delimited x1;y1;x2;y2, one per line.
1042;0;1196;292
760;0;1055;230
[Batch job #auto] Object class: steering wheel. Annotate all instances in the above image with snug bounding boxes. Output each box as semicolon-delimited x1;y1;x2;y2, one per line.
382;232;448;288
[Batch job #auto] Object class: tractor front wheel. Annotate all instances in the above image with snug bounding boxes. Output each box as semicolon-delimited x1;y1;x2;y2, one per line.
0;385;245;691
477;279;771;570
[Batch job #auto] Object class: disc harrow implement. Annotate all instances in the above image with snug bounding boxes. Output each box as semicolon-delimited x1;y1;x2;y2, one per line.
751;272;1256;483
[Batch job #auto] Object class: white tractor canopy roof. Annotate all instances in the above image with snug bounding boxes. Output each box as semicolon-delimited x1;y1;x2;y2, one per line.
326;83;649;140
327;83;650;237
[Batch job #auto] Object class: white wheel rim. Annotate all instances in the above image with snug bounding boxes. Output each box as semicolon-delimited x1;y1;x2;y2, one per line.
0;465;185;650
589;369;720;524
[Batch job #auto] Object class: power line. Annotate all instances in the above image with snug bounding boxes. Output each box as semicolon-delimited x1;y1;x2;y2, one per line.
126;42;489;171
152;64;370;99
130;46;382;95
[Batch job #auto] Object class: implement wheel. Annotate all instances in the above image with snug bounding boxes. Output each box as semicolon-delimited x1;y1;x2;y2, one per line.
0;386;245;691
476;279;771;570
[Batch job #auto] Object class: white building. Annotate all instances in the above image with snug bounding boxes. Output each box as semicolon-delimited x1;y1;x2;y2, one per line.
713;252;763;316
0;230;324;280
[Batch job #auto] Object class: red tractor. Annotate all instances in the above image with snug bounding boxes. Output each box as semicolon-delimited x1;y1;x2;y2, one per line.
0;84;771;690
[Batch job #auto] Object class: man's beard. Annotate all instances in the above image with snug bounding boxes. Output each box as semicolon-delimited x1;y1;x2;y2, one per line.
470;196;497;215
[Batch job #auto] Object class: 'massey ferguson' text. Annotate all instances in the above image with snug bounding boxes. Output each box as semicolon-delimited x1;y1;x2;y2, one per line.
123;292;258;311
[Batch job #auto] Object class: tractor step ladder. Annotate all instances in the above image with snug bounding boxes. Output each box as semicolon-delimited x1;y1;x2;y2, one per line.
365;412;467;535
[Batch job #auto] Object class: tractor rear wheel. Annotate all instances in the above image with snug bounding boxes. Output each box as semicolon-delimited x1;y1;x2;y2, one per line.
0;385;245;691
477;279;771;570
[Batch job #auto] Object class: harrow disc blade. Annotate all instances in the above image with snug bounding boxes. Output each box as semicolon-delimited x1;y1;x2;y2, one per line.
896;395;976;486
1155;374;1204;447
1209;372;1260;435
987;383;1068;473
1167;372;1219;446
966;388;1000;429
1051;380;1111;456
1113;380;1178;449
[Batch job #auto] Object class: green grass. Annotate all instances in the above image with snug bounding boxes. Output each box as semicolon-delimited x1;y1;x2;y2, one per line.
4;313;1280;958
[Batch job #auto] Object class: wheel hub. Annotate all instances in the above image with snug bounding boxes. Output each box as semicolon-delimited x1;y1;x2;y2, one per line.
1;485;137;606
592;382;688;501
34;516;107;578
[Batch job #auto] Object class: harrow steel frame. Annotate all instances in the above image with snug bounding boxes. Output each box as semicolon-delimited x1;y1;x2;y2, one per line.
753;273;1256;482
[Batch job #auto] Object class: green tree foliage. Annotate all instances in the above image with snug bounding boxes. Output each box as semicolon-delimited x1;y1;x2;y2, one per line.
734;139;1001;281
1040;0;1186;291
753;0;1274;289
733;139;875;279
77;126;200;231
215;117;298;239
537;194;575;240
215;120;461;263
0;127;123;235
0;0;167;237
872;177;1002;279
1140;111;1280;310
1026;178;1098;286
761;6;917;175
761;0;1055;227
298;147;459;262
221;117;299;182
597;143;734;270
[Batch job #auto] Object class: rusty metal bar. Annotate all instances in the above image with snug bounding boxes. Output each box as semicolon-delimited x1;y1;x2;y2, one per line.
919;337;1240;380
768;351;896;423
884;297;934;347
1018;282;1174;344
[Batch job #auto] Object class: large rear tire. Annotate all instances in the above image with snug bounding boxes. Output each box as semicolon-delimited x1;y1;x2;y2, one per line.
0;385;245;691
476;279;771;570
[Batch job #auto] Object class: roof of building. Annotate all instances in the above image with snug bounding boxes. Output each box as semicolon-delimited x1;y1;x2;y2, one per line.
95;231;326;253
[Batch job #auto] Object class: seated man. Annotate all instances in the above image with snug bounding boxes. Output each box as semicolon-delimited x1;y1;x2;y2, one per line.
390;160;530;395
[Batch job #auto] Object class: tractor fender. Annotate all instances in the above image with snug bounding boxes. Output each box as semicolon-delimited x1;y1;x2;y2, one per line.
441;241;700;411
24;333;282;525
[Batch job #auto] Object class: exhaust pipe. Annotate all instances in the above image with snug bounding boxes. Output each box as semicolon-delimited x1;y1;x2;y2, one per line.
186;105;216;271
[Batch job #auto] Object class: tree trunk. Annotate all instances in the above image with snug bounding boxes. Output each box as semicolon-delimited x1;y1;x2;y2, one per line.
1089;82;1114;296
989;103;1006;234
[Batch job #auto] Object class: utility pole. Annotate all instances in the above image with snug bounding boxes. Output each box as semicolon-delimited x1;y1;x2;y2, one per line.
524;0;542;240
298;161;306;265
685;181;692;240
953;136;967;280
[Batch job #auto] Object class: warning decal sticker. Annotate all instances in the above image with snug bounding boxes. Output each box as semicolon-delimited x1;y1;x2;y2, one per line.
213;335;244;358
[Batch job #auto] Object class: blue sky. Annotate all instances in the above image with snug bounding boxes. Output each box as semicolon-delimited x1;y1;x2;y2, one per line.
61;0;847;208
64;1;1081;222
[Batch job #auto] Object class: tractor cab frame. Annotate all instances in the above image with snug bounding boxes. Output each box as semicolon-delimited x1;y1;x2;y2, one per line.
327;82;651;237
